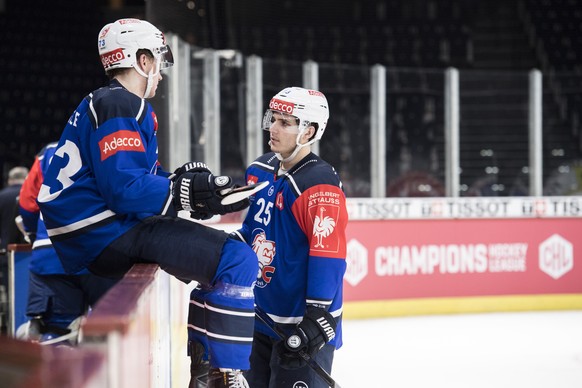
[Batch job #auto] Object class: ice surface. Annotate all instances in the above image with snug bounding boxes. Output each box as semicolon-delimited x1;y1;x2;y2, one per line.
332;311;582;388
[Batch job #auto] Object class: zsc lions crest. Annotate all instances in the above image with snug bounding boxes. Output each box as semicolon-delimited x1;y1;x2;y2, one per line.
252;231;276;288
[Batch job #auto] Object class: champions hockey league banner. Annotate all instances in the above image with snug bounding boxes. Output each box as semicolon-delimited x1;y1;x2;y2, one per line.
343;197;582;315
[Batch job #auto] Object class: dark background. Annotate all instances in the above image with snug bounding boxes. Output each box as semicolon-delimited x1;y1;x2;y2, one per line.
1;0;579;195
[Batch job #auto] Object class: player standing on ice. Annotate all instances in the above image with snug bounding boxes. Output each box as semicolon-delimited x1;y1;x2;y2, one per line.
37;18;257;387
191;87;348;387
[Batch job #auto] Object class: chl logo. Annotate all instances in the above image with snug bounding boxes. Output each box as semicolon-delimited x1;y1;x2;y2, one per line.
539;234;573;279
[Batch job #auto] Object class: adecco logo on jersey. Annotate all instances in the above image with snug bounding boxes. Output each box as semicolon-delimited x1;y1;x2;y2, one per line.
269;98;294;115
539;234;573;279
99;130;145;161
345;239;368;286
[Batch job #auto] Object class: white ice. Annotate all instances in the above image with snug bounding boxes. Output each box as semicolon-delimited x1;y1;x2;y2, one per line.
332;311;582;388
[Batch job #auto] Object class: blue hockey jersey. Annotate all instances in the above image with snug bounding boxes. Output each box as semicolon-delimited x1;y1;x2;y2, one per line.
37;80;174;274
19;142;73;275
233;152;348;349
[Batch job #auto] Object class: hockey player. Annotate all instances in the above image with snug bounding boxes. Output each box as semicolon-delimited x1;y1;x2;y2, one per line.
37;19;256;387
19;142;118;344
237;87;348;387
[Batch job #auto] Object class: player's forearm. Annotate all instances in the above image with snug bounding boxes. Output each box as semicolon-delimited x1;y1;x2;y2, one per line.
306;257;346;306
101;175;173;216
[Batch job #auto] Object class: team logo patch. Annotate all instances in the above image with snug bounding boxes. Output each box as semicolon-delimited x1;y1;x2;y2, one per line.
151;112;158;133
99;26;110;38
99;130;145;161
252;231;276;288
292;382;308;388
247;175;258;185
276;192;284;210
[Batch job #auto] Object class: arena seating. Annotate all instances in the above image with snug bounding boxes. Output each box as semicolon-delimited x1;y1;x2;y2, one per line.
2;0;582;196
0;0;106;179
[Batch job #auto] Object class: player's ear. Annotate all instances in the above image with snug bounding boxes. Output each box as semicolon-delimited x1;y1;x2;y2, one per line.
302;125;316;143
138;52;150;71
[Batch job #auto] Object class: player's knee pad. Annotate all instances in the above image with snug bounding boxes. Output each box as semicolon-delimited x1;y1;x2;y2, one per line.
205;281;254;370
213;238;259;287
210;281;255;301
205;281;254;331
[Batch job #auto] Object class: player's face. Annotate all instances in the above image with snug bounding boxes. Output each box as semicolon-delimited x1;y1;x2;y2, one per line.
268;112;300;157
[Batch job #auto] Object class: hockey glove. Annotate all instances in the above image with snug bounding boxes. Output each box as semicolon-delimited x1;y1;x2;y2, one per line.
173;170;250;220
277;306;337;369
169;161;210;182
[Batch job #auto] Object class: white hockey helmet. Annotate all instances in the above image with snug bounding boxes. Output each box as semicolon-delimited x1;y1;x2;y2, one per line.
97;18;174;74
262;87;329;144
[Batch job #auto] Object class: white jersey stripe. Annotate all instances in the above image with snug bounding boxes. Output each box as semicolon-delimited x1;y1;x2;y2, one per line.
267;307;343;325
161;190;173;215
250;161;275;171
190;300;204;308
286;174;302;196
187;323;206;335
136;98;145;120
306;298;333;306
32;238;52;249
205;331;253;342
205;303;255;318
47;210;116;237
89;95;98;128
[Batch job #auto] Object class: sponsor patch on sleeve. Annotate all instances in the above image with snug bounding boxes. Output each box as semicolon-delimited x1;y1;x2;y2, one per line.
99;130;145;161
308;191;342;253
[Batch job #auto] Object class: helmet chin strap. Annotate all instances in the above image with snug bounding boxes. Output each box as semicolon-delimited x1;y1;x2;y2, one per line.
275;143;305;164
275;130;313;164
134;59;160;98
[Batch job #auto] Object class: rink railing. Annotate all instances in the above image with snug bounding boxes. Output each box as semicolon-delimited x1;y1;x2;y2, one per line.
0;262;191;388
79;264;190;388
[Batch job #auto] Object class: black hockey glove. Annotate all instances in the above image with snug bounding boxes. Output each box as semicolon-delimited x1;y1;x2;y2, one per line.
169;161;210;182
277;306;337;370
173;169;250;220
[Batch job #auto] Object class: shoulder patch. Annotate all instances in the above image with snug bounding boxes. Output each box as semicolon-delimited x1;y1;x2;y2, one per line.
99;130;145;161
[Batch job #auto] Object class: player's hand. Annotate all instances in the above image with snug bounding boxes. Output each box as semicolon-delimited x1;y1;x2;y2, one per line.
276;306;337;369
173;170;249;220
